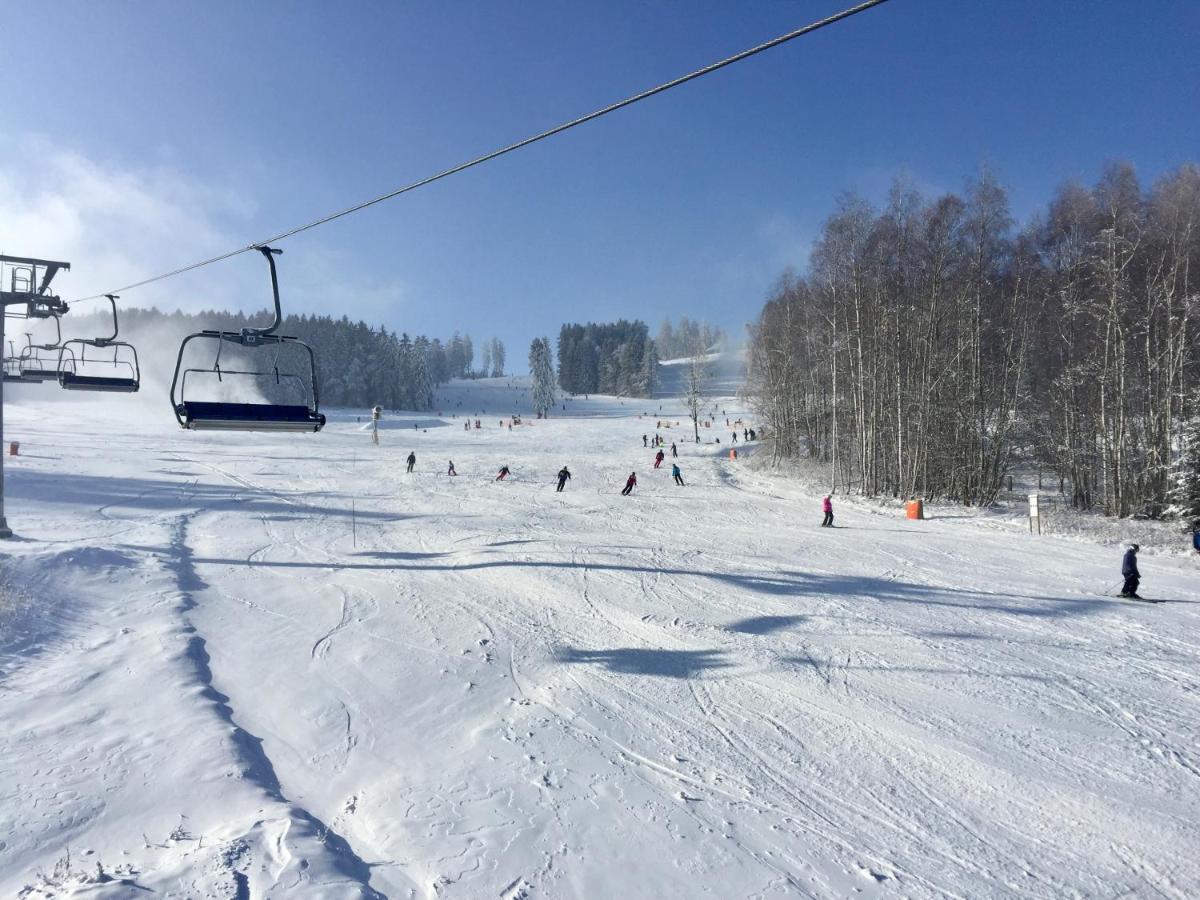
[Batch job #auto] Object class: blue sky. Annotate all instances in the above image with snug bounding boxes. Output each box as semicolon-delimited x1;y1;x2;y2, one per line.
2;0;1197;370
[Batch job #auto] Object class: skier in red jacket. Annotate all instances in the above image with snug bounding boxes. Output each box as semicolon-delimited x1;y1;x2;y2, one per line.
821;495;834;527
621;472;638;496
654;449;665;468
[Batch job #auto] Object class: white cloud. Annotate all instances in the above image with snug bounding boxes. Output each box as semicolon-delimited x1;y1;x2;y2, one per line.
0;136;407;322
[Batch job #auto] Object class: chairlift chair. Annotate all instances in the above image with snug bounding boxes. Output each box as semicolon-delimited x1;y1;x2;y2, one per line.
57;295;140;393
17;319;65;383
170;247;325;432
2;341;35;384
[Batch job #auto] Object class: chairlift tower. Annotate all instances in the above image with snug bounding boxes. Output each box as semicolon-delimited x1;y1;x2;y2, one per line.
0;254;70;538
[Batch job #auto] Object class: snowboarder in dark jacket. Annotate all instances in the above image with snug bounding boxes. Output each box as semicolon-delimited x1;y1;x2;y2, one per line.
672;463;684;486
406;452;416;473
621;472;637;496
1120;544;1141;598
556;467;571;492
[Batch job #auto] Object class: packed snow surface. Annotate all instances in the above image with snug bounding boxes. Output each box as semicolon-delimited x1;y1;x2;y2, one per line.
2;378;1198;898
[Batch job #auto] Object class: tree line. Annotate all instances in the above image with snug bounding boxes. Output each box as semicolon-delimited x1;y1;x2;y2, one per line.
656;317;725;359
748;162;1200;519
556;321;658;397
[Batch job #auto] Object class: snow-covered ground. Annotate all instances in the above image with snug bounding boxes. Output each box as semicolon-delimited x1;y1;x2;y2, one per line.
1;378;1198;898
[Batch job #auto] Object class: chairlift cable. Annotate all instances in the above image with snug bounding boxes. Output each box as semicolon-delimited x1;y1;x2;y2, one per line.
66;0;890;304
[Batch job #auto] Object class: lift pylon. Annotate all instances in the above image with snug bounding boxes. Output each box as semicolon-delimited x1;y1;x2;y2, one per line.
1;254;70;538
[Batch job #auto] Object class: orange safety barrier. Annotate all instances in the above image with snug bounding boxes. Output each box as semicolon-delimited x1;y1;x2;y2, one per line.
8;442;18;456
905;499;923;519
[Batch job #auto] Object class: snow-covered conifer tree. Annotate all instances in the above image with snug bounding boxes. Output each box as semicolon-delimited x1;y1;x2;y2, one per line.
530;337;557;418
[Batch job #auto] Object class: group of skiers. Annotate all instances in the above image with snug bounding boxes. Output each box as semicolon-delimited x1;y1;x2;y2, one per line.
400;453;685;494
407;445;1155;599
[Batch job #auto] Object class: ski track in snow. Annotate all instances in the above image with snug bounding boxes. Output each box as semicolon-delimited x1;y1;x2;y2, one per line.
2;381;1199;899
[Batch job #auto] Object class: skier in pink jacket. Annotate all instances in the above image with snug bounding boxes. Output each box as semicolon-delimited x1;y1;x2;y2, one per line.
821;495;834;528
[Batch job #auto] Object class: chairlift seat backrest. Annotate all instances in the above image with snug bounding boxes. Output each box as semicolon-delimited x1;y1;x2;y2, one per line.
18;367;57;382
59;372;140;393
177;400;326;433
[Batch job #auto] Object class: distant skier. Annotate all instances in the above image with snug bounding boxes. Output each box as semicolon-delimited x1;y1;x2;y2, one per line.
671;442;677;458
497;465;510;481
406;451;416;473
821;495;834;528
743;429;749;442
672;463;684;486
621;472;638;496
643;434;648;447
654;450;665;469
1119;544;1141;599
731;431;738;443
556;466;572;492
447;460;457;476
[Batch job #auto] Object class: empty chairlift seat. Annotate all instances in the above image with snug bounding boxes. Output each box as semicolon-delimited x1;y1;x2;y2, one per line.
56;296;141;393
169;247;326;434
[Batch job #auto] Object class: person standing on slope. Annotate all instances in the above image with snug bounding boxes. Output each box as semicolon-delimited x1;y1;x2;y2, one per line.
1120;544;1141;598
672;463;684;486
643;434;648;447
556;466;572;492
654;449;665;469
621;472;638;496
496;465;510;481
671;442;678;458
821;495;834;528
406;451;416;474
447;460;457;476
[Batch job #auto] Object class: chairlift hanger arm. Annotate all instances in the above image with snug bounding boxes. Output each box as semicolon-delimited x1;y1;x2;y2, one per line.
90;295;120;345
245;246;283;338
31;316;63;350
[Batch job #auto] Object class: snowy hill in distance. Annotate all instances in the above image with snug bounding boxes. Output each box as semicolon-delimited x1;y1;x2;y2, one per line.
1;378;1197;898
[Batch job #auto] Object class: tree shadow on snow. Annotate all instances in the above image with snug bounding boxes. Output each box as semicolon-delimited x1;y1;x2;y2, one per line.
7;469;409;523
557;646;732;678
727;615;806;635
177;552;1114;624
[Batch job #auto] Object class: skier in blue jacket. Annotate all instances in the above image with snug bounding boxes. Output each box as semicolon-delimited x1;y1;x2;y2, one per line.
1119;544;1141;599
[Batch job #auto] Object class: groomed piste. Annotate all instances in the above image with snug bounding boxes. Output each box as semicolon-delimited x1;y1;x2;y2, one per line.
1;378;1198;898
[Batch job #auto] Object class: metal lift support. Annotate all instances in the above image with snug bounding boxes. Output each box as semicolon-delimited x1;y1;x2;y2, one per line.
1;254;70;538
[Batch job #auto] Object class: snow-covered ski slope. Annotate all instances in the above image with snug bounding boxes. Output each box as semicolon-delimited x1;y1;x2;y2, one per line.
2;378;1198;898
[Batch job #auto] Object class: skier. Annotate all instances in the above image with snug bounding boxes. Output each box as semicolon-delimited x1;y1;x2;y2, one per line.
406;451;416;474
447;460;457;476
621;472;638;496
1119;544;1141;599
497;465;510;481
731;431;738;443
672;463;684;486
556;466;572;492
821;495;834;528
654;449;665;469
743;428;749;442
671;442;678;458
643;434;648;447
